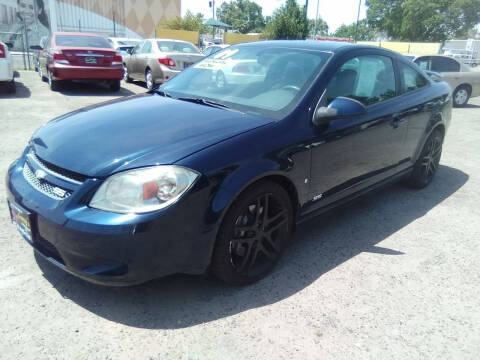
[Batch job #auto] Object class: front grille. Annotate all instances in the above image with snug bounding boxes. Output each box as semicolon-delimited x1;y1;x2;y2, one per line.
28;151;87;184
23;162;72;200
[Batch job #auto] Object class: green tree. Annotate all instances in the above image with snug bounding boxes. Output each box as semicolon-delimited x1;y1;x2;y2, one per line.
367;0;480;42
263;0;308;39
308;18;329;37
217;0;265;34
163;11;208;33
333;20;377;41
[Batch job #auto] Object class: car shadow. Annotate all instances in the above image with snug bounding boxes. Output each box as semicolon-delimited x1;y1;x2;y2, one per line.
462;104;480;109
0;81;31;99
36;165;468;329
58;81;136;96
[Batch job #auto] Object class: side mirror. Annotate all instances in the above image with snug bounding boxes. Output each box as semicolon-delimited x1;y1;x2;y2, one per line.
5;42;13;50
30;45;43;50
425;70;443;82
313;97;367;126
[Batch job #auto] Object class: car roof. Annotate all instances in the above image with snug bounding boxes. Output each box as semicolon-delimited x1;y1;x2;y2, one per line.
149;38;194;44
237;40;356;52
53;31;104;37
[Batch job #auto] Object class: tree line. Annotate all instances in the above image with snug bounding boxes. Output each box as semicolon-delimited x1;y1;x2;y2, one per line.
164;0;480;42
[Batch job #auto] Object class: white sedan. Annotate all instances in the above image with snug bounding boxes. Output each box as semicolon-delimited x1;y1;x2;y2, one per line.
0;41;15;93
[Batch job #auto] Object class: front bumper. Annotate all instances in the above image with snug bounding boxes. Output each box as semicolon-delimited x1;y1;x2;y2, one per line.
51;63;123;81
6;154;217;286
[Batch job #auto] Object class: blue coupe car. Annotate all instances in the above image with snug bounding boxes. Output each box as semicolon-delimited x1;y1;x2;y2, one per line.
6;41;451;286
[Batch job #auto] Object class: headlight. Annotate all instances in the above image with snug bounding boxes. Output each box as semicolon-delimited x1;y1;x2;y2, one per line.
89;166;199;213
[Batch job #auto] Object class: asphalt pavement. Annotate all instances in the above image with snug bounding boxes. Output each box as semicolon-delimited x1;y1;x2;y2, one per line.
0;71;479;360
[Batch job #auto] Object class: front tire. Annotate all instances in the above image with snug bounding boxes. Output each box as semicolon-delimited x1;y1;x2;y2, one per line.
405;129;443;189
211;181;293;285
453;85;470;107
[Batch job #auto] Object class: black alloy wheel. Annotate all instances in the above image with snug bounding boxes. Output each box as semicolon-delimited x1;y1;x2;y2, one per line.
211;181;292;285
406;129;443;188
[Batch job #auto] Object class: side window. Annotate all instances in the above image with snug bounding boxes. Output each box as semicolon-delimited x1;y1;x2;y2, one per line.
203;47;212;56
326;55;396;106
431;57;460;72
140;41;151;54
415;57;432;71
399;62;429;93
132;42;142;54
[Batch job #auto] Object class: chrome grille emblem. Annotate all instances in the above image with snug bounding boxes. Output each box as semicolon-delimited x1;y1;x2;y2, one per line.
35;169;47;181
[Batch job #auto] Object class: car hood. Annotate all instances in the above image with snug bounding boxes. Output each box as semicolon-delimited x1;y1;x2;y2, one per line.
31;94;273;178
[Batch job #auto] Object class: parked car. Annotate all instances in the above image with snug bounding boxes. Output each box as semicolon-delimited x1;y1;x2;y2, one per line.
203;44;229;56
32;36;48;72
35;32;124;91
6;41;451;286
0;41;15;93
107;37;142;57
122;38;204;90
203;47;267;88
411;55;480;106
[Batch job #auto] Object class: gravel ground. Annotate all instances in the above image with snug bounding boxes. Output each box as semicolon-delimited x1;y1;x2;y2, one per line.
0;71;479;360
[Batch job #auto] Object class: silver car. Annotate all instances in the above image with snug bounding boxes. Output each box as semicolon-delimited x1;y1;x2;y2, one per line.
412;55;480;106
123;38;204;89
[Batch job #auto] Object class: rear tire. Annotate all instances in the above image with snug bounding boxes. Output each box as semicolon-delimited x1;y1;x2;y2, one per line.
453;85;470;107
145;69;154;90
210;181;293;285
47;70;61;91
123;64;132;83
110;80;121;92
405;129;443;189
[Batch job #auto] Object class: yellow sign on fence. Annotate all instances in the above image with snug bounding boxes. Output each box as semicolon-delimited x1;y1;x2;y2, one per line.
155;28;199;44
357;41;441;55
224;33;261;45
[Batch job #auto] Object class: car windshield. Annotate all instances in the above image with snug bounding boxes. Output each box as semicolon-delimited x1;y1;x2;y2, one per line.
157;41;200;54
161;46;332;119
56;35;111;48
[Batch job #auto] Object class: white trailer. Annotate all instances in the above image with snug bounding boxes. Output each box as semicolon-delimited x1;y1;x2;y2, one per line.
443;39;480;67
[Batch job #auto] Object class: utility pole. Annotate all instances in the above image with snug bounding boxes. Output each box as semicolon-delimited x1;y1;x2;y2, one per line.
313;0;320;40
305;0;309;39
354;0;361;43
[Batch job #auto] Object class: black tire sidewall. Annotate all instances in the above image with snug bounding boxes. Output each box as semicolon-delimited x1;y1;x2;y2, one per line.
211;181;293;285
408;129;443;188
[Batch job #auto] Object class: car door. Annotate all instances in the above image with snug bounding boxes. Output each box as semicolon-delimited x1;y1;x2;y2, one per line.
134;40;152;77
127;41;142;78
307;51;409;211
396;61;435;160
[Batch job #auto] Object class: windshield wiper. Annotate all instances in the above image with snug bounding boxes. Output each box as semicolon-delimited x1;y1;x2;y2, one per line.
176;97;231;110
151;88;172;97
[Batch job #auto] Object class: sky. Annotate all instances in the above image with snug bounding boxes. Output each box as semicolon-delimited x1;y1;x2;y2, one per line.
181;0;367;33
